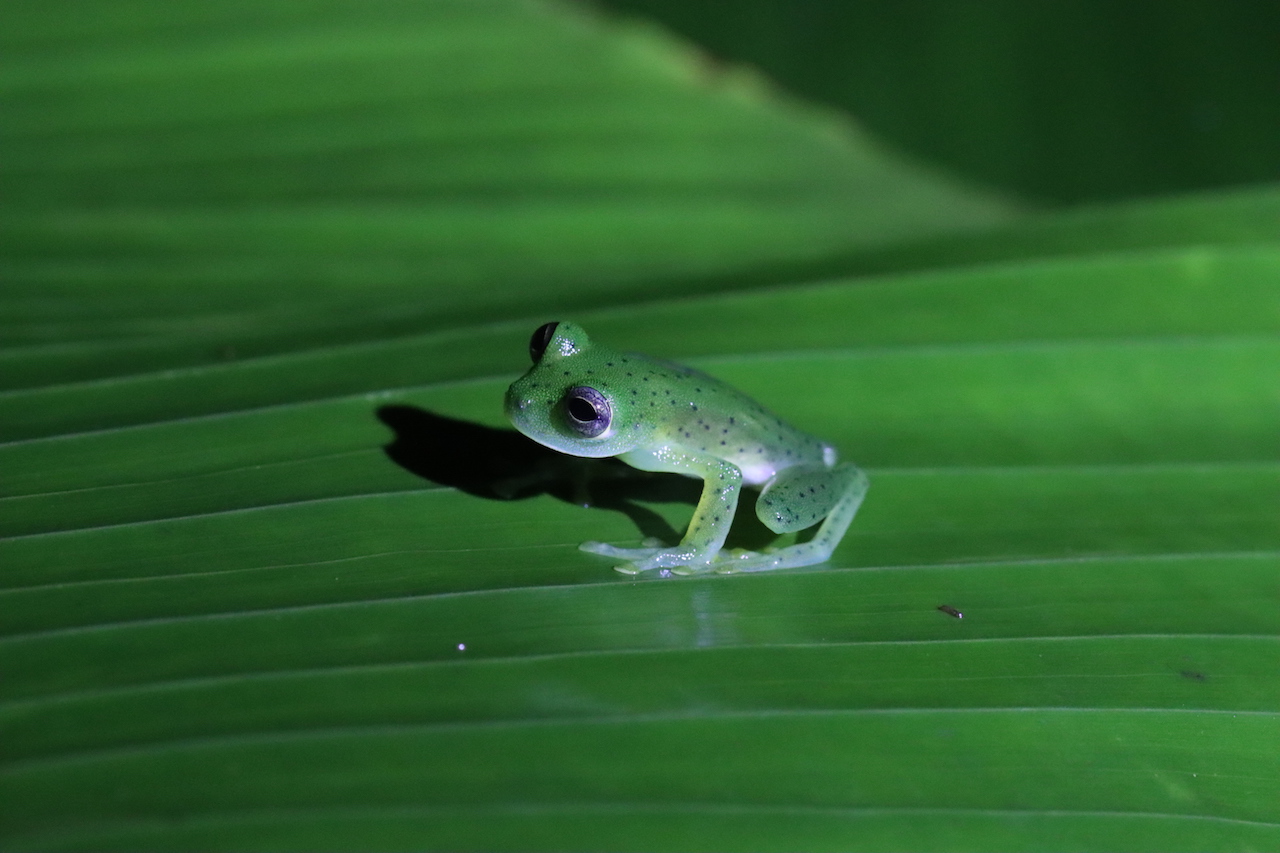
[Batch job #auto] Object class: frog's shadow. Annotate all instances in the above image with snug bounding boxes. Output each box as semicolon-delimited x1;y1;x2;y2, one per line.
376;405;780;550
377;404;700;544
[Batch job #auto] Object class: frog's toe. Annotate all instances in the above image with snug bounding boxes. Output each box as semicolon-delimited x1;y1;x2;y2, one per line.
589;542;731;575
615;559;698;576
667;563;716;576
581;541;664;560
724;552;795;573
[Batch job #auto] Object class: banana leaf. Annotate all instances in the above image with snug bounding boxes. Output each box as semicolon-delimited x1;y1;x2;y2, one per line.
1;1;1277;850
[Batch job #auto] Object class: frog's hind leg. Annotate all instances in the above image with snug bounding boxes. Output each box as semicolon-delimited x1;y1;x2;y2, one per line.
722;463;869;573
756;464;849;534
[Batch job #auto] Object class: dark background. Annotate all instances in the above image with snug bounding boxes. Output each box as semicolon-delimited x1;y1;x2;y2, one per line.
602;0;1280;203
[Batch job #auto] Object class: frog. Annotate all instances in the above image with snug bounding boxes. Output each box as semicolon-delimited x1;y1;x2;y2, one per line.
504;321;869;575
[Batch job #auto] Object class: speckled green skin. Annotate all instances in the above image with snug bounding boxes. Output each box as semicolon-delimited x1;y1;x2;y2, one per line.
505;322;868;575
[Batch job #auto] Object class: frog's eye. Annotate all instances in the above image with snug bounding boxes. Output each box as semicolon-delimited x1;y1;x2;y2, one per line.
529;322;559;363
564;386;611;438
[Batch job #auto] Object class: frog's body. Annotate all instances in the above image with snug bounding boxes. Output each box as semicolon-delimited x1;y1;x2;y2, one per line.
505;322;869;575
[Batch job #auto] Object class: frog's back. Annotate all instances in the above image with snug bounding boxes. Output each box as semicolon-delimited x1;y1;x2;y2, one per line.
640;358;832;486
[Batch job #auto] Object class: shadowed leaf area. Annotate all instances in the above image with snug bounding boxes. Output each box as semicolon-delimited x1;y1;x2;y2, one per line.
1;0;1277;850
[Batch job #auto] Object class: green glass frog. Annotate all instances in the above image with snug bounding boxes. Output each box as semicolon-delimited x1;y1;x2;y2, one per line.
505;322;868;575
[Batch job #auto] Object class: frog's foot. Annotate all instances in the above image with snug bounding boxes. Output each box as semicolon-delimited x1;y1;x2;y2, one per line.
710;545;839;574
665;548;771;576
581;539;674;575
584;542;724;575
713;551;786;573
580;538;666;561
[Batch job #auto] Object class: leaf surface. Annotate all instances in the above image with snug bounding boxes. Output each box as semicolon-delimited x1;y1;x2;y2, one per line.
1;1;1278;851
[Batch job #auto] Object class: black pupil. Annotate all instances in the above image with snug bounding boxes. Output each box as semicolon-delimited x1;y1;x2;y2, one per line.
568;397;597;422
564;386;610;437
529;322;558;363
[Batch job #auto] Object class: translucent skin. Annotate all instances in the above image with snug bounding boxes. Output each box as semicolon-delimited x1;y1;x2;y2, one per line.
506;322;869;575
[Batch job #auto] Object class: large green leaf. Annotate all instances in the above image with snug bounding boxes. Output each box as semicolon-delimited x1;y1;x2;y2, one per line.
0;0;1012;385
2;1;1278;851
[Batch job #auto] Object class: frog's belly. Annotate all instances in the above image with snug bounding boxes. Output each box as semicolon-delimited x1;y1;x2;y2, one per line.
737;460;779;487
736;443;836;487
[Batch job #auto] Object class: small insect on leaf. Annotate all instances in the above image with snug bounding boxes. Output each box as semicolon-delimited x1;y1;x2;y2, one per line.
937;604;963;619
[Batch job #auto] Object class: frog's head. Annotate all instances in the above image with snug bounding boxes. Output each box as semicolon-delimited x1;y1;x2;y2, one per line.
505;321;639;459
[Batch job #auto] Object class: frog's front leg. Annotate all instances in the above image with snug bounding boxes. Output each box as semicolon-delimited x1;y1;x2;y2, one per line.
580;448;742;574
